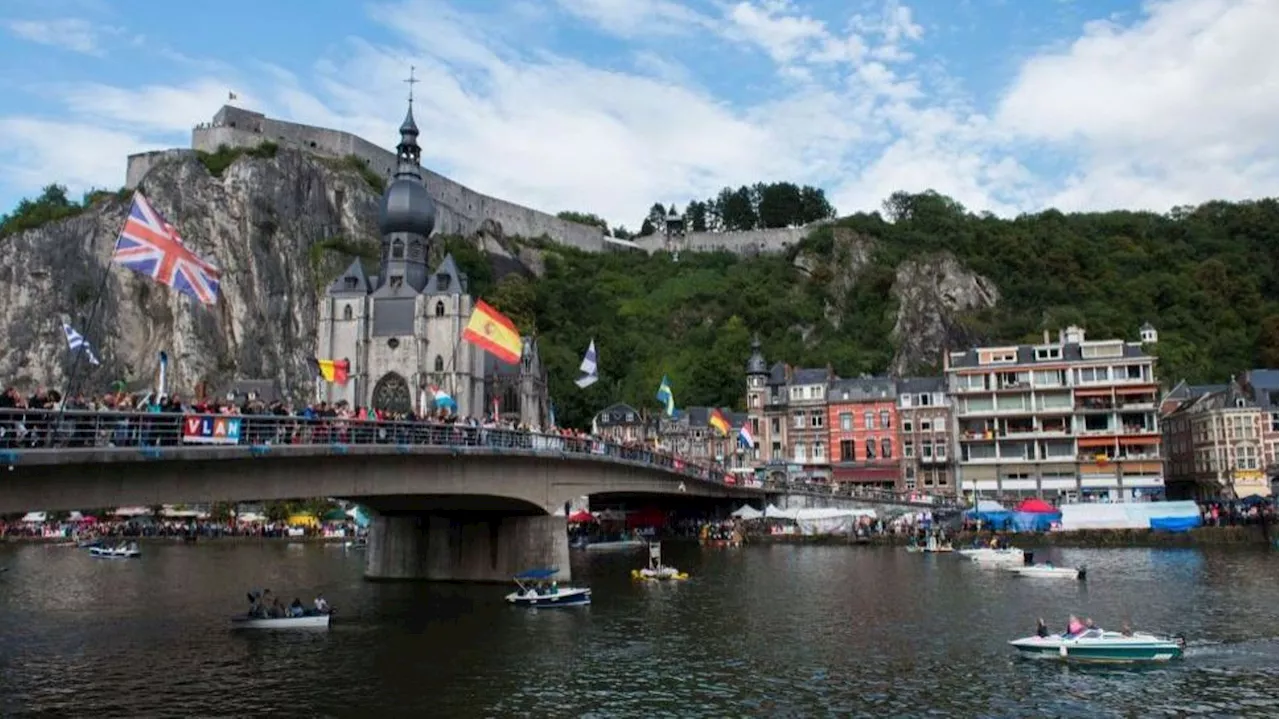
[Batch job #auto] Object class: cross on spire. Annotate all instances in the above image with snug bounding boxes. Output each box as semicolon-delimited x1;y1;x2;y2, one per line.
404;66;419;104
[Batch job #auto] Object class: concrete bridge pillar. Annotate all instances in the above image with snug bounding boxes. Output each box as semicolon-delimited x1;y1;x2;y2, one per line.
364;512;570;583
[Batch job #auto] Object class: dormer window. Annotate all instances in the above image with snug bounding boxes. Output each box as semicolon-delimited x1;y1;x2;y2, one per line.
343;277;357;290
390;276;403;289
436;274;451;291
434;300;445;317
391;239;405;260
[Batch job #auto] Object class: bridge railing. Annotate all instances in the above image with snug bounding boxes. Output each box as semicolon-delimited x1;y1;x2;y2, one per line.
0;409;751;489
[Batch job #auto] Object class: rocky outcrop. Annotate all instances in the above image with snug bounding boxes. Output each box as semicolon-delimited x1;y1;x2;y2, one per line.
0;148;531;397
889;252;1000;375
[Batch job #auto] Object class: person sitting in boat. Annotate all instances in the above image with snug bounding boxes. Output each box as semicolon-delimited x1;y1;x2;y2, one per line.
313;594;330;613
289;598;305;617
1036;618;1049;638
1065;615;1085;636
549;581;559;595
1120;623;1133;637
269;598;286;618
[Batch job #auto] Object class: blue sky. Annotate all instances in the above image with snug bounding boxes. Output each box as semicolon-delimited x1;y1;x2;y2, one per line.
0;0;1274;228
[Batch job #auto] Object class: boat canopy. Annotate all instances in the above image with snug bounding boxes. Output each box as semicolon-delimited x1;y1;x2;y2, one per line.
514;568;560;580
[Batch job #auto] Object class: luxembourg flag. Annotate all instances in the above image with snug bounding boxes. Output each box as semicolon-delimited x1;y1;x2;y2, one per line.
737;422;755;449
430;385;457;413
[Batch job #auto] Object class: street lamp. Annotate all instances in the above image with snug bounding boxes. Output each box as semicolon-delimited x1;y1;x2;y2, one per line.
664;207;684;262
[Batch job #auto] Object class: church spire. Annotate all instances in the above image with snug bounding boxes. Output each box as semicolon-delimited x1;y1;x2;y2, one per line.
396;66;421;168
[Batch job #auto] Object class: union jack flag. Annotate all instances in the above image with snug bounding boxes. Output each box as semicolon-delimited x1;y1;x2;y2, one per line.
112;192;221;306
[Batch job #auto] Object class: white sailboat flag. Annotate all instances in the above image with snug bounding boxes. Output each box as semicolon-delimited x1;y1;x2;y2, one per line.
575;339;598;388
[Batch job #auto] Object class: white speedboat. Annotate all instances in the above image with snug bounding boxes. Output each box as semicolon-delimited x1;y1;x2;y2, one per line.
1005;564;1086;580
1010;629;1184;663
582;539;646;552
231;613;332;629
959;547;1025;564
504;568;591;607
89;543;141;559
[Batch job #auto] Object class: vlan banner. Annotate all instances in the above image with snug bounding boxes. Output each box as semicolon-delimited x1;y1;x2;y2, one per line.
181;415;242;445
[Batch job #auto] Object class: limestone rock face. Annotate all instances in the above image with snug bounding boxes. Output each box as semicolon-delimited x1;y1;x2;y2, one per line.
1;149;386;397
889;252;1000;375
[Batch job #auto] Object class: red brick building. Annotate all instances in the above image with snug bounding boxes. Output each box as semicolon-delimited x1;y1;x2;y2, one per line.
827;377;898;489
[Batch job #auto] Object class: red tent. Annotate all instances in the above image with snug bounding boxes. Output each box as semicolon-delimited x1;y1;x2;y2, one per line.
568;510;596;523
1015;498;1058;514
625;508;667;529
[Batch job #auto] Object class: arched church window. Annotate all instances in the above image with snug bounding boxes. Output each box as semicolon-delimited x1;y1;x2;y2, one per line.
434;355;445;372
391;239;405;260
342;304;353;321
434;300;445;317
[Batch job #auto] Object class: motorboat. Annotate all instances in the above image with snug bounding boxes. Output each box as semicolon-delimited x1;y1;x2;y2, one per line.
1009;629;1185;663
504;568;591;607
1005;563;1086;580
89;543;141;559
959;547;1025;564
231;613;332;630
631;542;689;582
582;538;646;552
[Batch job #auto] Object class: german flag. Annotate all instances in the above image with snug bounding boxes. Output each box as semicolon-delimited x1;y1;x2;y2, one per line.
309;357;350;384
708;408;731;436
461;299;522;364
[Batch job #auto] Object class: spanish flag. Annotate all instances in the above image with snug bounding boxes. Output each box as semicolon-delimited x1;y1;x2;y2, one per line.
462;299;522;364
309;357;350;384
708;408;731;436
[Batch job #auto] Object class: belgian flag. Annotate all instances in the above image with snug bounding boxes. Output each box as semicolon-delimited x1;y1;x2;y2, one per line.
308;357;350;385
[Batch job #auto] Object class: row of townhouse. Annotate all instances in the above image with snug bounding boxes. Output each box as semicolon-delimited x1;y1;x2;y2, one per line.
592;322;1274;502
1159;369;1278;500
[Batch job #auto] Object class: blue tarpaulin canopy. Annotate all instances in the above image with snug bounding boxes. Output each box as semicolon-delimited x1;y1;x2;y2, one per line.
514;568;560;580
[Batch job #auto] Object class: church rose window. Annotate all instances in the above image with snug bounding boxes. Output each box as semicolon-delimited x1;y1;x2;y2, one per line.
372;372;413;414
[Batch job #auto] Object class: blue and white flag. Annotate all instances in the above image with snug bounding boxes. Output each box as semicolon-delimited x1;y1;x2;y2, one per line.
61;322;100;366
574;339;598;389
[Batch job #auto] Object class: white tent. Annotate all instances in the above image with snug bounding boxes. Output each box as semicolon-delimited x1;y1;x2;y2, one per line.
731;504;764;520
20;511;46;524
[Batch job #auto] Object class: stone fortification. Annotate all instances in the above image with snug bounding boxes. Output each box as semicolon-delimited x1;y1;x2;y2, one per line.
124;105;816;257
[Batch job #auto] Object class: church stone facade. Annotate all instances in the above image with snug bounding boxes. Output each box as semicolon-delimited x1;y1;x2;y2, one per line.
315;98;550;426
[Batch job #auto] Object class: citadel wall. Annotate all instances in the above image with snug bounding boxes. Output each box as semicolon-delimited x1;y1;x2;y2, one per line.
125;105;818;257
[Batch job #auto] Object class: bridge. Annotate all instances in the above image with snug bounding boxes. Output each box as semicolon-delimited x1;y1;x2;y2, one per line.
0;409;961;581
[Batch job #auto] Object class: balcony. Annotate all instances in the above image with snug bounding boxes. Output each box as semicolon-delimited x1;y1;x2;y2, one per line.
1074;399;1115;412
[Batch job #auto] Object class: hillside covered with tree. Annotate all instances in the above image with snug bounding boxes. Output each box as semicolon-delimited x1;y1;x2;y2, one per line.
455;192;1278;430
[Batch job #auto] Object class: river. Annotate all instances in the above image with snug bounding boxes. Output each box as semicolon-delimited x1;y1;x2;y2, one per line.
0;541;1275;718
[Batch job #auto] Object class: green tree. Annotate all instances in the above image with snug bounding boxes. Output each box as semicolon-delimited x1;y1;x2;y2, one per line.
556;210;609;230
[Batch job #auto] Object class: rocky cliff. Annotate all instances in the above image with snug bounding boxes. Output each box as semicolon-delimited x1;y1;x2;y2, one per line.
0;147;519;397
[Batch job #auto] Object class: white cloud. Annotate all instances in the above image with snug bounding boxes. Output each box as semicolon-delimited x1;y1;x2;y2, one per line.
0;117;159;193
996;0;1278;211
2;17;112;55
0;0;1274;225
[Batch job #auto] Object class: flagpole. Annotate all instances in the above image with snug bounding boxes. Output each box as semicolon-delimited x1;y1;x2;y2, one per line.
50;231;117;445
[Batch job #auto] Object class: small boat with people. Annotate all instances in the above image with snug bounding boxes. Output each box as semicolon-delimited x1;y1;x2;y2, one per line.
232;589;333;629
504;568;591;607
1010;616;1184;663
631;542;689;582
89;542;141;559
958;538;1024;563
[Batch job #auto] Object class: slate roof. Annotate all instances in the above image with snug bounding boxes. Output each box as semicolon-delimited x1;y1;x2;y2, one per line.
595;403;643;426
829;377;896;402
425;254;468;295
791;367;833;385
949;340;1150;369
327;258;372;296
896;376;945;394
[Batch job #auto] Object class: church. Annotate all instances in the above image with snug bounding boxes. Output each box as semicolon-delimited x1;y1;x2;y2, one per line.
314;92;550;427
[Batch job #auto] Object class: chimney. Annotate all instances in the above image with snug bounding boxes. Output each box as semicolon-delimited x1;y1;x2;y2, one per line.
1042;329;1050;344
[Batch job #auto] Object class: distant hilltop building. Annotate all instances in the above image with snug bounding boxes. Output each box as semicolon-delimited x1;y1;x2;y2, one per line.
124;104;817;256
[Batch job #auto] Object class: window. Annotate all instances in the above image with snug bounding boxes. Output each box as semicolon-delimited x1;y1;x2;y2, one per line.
794;443;807;462
865;438;876;460
436;273;451;291
902;419;913;433
810;412;824;428
1272;413;1279;432
750;395;760;408
431;300;444;317
921;419;932;432
936;444;947;461
814;441;825;461
771;418;780;434
342;304;353;320
840;440;855;462
343;276;358;290
389;276;403;289
881;438;892;459
391;239;405;260
751;418;759;436
904;440;914;458
809;386;823;400
900;394;913;408
839;412;853;431
434;355;444;372
792;411;805;429
922;441;933;458
790;386;802;400
864;411;874;429
918;393;932;406
1034;347;1061;361
880;410;891;429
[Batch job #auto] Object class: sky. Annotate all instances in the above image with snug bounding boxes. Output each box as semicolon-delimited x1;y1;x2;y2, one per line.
0;0;1275;230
